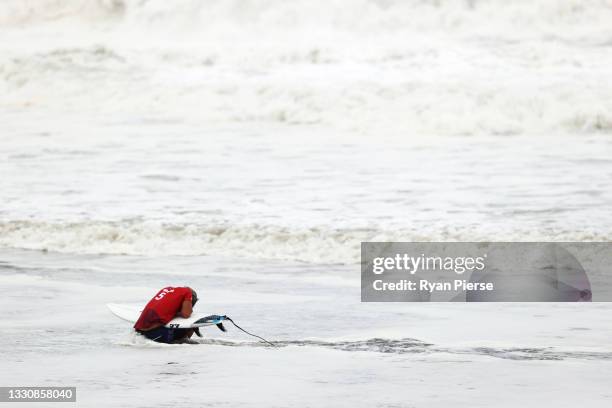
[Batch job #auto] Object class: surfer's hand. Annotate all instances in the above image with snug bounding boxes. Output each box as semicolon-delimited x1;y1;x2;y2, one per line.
178;299;193;318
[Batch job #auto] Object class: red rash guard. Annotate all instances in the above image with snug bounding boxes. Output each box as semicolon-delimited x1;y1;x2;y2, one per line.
134;286;193;331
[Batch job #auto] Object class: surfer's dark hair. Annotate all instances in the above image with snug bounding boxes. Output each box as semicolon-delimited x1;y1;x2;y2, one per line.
191;289;198;306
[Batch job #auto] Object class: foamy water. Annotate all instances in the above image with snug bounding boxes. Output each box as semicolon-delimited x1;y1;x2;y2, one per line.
1;127;612;263
2;1;612;263
3;1;612;135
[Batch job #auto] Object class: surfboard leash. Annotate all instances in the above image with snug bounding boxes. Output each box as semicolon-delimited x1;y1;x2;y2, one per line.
224;316;276;347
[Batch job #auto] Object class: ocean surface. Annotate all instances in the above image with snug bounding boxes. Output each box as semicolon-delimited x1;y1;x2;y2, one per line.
2;1;612;407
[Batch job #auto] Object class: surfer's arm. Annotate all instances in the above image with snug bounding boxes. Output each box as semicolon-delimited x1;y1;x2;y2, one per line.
178;299;193;318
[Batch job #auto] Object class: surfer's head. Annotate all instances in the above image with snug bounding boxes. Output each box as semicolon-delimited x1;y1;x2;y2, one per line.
190;288;198;306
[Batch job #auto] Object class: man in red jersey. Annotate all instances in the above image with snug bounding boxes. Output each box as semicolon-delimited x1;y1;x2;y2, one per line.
134;286;198;343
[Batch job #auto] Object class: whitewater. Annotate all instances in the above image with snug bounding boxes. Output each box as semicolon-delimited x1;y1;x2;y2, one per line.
1;1;612;407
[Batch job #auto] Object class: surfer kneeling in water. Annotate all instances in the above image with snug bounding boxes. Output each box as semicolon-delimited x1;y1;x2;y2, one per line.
134;286;199;343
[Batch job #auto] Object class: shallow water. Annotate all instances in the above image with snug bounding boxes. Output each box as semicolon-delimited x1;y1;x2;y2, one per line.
2;249;612;407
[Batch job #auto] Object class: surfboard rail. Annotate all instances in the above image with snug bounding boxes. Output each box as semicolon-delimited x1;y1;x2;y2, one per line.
107;303;226;329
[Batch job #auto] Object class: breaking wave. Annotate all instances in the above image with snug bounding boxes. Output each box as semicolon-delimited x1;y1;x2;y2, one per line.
1;220;610;264
3;0;611;32
2;1;612;136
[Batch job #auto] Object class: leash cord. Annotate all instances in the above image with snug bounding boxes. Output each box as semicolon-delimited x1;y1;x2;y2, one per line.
224;316;276;347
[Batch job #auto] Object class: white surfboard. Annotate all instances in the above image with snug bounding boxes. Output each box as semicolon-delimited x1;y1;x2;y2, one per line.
107;303;226;329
